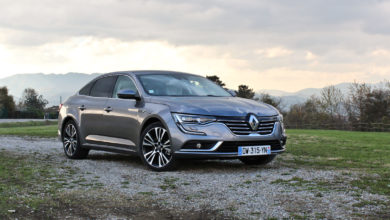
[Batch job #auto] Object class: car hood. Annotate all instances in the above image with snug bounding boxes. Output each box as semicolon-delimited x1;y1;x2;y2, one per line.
147;96;279;116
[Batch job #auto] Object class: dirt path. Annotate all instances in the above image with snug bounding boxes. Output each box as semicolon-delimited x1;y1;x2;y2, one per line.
0;136;388;219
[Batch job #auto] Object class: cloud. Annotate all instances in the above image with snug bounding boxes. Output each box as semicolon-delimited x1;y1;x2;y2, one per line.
0;0;389;91
370;49;390;56
255;47;293;58
0;0;388;49
305;51;317;61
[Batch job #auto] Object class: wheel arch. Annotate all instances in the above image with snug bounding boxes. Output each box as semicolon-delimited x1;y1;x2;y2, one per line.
139;114;173;140
140;116;166;134
60;115;78;139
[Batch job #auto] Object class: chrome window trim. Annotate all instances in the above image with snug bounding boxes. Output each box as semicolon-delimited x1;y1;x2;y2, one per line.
77;73;142;99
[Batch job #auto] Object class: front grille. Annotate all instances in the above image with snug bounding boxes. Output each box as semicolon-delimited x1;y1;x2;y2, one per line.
216;140;283;153
216;116;277;135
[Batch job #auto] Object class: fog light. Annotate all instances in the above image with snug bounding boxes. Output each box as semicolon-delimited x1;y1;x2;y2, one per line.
196;143;202;149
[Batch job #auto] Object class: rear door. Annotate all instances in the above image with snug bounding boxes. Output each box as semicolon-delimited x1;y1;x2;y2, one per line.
80;75;117;141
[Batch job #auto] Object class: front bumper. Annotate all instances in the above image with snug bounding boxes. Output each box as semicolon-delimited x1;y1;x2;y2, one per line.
169;120;287;159
174;145;286;159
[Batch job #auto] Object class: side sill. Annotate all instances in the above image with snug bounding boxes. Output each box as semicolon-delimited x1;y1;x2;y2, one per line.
82;143;137;155
85;135;136;147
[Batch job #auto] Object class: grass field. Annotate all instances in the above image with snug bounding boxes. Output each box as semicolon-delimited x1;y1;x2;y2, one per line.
0;152;157;219
0;152;62;217
285;129;390;196
0;123;389;218
0;123;389;196
0;120;57;128
0;125;57;138
0;121;57;138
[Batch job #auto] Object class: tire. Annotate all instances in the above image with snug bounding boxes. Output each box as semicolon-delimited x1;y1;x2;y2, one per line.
239;155;276;165
62;120;89;159
139;122;177;171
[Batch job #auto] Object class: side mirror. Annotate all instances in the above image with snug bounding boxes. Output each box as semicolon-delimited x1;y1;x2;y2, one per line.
227;89;237;97
117;89;141;100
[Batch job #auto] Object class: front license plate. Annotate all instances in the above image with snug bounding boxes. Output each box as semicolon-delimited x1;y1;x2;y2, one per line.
238;145;271;156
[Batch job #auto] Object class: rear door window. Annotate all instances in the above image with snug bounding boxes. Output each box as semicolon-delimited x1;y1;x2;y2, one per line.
90;76;118;97
79;81;94;96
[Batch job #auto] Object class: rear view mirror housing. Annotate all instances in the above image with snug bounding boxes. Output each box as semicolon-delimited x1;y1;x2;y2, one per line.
117;89;141;100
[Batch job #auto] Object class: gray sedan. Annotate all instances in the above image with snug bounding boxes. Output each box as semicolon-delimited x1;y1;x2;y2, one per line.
58;70;287;171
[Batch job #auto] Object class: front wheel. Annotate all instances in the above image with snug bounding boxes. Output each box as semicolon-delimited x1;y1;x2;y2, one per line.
139;122;177;171
239;155;276;165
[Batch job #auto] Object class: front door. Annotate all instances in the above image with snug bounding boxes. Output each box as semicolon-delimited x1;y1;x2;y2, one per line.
102;75;142;149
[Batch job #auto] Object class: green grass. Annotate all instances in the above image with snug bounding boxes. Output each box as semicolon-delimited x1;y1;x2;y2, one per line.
0;125;57;138
159;177;179;190
0;120;57;128
1;151;200;219
0;152;62;218
0;122;389;196
285;129;390;196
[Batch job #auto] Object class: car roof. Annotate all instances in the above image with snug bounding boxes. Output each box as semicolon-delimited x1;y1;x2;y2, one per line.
103;70;199;77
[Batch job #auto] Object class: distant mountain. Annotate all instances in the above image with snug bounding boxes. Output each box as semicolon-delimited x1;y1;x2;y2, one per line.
258;82;385;110
0;72;386;109
0;73;100;106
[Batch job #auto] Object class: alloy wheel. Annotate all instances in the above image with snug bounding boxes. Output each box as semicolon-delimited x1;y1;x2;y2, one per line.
63;123;78;156
142;127;172;168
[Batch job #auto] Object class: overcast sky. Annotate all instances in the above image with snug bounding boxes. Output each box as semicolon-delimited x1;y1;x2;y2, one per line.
0;0;389;92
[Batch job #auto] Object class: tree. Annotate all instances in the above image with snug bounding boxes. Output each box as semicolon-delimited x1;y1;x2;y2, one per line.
19;88;48;118
284;95;330;129
0;86;16;118
343;82;390;128
320;86;344;118
258;93;282;110
284;82;390;131
236;85;255;99
206;75;226;88
362;89;390;123
344;82;371;123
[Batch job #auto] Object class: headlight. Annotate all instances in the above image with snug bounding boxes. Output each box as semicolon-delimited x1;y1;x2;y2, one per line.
277;114;283;122
172;113;216;135
277;114;286;134
172;113;216;125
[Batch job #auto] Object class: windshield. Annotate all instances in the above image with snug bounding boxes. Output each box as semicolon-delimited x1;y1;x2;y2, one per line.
137;74;232;97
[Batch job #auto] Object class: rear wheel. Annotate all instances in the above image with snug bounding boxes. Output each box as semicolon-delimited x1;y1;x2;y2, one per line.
239;155;276;165
139;122;177;171
62;120;89;159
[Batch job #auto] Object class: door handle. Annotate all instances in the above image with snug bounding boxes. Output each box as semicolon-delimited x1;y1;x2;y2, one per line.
104;106;113;112
78;105;86;111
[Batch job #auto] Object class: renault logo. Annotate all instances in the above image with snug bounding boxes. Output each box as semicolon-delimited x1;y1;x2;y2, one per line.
248;114;259;131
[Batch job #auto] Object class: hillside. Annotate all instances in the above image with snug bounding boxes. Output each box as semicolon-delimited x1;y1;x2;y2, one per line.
258;82;385;110
0;72;385;108
0;73;100;106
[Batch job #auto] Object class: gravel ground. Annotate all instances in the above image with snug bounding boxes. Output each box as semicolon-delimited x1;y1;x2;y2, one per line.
0;136;388;219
